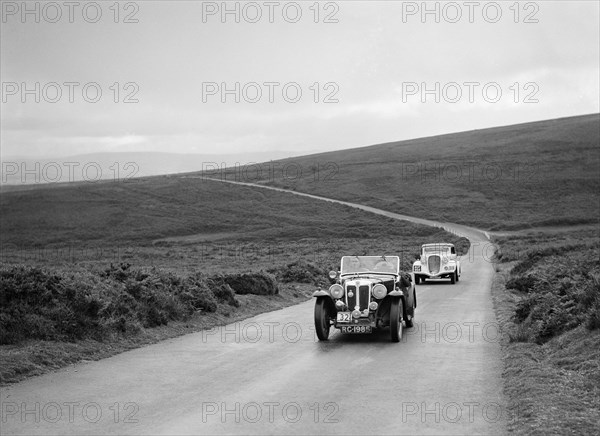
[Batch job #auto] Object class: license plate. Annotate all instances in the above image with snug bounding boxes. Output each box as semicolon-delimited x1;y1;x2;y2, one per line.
336;312;352;322
340;325;372;334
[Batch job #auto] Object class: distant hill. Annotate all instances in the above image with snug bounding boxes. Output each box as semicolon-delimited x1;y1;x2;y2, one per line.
206;114;600;230
0;151;296;188
1;114;598;239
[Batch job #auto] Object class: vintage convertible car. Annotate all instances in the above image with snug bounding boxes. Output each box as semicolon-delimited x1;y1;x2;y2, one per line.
412;243;461;284
313;256;416;343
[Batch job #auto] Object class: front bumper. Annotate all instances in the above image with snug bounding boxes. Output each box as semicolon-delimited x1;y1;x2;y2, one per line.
335;318;376;328
414;265;456;278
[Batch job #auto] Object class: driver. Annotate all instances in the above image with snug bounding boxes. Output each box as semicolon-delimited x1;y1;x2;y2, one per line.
348;257;361;269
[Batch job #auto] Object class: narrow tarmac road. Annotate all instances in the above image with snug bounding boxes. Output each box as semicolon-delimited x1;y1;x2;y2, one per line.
1;180;507;435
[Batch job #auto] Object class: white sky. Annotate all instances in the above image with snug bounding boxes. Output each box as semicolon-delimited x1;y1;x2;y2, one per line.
1;0;599;158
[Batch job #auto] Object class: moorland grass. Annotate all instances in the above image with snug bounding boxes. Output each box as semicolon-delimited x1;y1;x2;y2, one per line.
491;228;600;434
206;114;599;230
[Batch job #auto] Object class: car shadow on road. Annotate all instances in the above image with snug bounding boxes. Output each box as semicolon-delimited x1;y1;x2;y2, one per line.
419;280;454;285
315;328;405;349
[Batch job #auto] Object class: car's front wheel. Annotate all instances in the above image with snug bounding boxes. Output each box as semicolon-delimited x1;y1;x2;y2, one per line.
314;298;331;341
414;275;420;284
450;272;456;284
390;299;403;342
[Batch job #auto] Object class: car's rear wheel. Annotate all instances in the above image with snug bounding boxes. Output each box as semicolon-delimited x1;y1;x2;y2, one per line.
314;298;331;341
390;299;403;342
456;270;459;282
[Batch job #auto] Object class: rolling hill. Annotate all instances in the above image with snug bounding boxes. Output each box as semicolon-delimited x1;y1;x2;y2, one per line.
0;175;455;274
206;114;600;230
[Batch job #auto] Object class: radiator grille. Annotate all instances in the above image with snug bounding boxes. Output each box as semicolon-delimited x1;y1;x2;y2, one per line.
428;255;441;275
346;285;357;309
358;285;370;311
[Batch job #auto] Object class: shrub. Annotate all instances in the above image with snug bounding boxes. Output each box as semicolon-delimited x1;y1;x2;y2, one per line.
0;263;256;345
268;260;325;285
205;280;240;307
178;284;218;313
584;274;600;330
506;275;539;293
509;246;600;343
454;237;471;256
215;272;279;295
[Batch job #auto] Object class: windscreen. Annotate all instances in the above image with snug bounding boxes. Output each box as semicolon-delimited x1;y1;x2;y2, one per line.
340;256;399;275
423;246;451;254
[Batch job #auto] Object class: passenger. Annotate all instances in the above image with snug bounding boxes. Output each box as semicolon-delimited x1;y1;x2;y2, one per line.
374;261;395;272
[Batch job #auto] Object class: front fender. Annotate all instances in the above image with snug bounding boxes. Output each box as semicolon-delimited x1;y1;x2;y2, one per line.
314;295;337;315
312;290;330;298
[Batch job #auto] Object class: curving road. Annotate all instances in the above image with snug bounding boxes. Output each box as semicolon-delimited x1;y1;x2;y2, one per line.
1;179;507;435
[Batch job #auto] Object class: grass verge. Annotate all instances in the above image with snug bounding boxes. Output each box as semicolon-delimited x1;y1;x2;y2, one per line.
490;229;600;435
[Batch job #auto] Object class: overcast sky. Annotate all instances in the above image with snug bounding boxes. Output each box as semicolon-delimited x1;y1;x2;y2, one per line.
1;0;599;159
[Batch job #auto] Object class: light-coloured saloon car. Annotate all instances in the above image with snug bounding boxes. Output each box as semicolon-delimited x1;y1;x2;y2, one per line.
413;243;461;284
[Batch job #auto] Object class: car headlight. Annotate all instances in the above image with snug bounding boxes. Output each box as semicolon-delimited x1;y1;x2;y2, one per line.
414;265;421;272
372;284;387;299
329;284;344;299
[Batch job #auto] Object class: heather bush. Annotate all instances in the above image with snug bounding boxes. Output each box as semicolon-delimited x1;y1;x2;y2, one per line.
214;271;279;295
509;246;600;344
0;263;247;345
267;260;325;285
506;275;539;293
